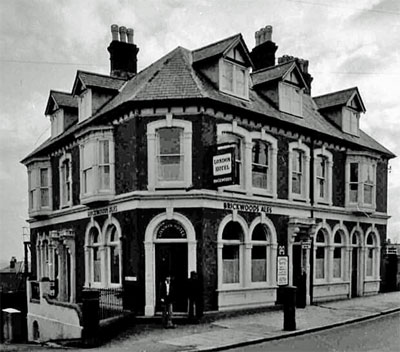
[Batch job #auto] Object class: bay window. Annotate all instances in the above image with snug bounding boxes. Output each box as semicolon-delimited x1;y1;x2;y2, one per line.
59;154;72;208
147;116;192;190
79;128;115;204
346;154;377;211
27;159;52;217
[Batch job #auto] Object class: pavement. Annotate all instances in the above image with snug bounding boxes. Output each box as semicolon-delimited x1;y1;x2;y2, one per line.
2;291;400;351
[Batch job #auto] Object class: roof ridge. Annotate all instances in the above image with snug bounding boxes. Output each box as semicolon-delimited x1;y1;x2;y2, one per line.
76;70;127;81
50;89;73;95
314;86;358;99
252;60;295;75
192;33;241;53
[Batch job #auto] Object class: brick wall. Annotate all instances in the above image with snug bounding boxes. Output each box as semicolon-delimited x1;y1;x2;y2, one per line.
376;159;388;213
71;146;80;206
51;155;60;210
332;149;346;207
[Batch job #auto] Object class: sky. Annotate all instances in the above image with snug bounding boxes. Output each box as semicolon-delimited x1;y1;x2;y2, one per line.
0;0;399;263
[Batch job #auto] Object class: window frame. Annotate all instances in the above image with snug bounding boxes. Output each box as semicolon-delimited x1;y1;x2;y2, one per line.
314;228;329;283
59;153;73;208
288;141;310;202
106;224;122;287
219;57;249;100
332;230;345;280
365;230;380;279
27;159;52;217
278;81;303;117
78;127;115;204
313;148;333;205
78;89;92;123
147;116;192;190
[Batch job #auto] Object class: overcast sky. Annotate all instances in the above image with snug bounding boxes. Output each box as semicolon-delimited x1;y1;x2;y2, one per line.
0;0;399;262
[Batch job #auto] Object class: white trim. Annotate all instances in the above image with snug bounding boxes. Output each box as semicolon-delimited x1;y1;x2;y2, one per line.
313;148;333;205
313;223;331;284
288;141;310;202
84;221;103;288
364;227;380;281
219;58;249;100
143;211;196;316
147;116;192;190
59;153;73;208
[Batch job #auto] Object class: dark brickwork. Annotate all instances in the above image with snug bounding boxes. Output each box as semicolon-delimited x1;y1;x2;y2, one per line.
277;135;289;199
51;155;60;210
376;159;388;213
331;149;346;207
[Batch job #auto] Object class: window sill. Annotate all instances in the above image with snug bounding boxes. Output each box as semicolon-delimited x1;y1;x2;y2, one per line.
252;189;275;198
81;191;115;205
218;285;277;293
346;203;376;214
289;195;310;203
29;208;51;218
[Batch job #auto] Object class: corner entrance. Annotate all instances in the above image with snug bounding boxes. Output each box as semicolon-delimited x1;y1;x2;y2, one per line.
155;243;188;312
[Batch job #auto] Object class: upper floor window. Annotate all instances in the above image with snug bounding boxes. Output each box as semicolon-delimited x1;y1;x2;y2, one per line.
289;141;310;202
252;141;269;189
346;154;376;211
279;82;303;117
218;132;244;187
147;116;192;190
78;128;115;204
314;148;333;205
220;56;249;99
78;89;92;123
27;159;52;217
342;107;359;136
51;109;64;138
59;154;72;208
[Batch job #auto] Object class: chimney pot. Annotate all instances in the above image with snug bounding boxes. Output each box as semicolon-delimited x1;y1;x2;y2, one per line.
119;26;127;42
111;24;119;41
127;28;134;44
265;25;272;42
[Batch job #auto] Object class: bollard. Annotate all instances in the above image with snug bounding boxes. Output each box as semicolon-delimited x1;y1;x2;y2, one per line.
81;289;100;347
283;286;296;331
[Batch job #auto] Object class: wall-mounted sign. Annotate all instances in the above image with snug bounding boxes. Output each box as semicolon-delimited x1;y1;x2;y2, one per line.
212;146;235;187
278;245;286;256
302;240;312;249
223;202;272;214
157;220;186;239
88;205;118;217
277;256;288;286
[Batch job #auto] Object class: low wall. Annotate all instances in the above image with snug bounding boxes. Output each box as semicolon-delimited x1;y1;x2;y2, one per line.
313;282;350;303
218;286;277;311
27;281;82;342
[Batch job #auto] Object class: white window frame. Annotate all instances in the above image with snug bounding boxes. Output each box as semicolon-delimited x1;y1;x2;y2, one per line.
147;114;192;190
345;154;377;211
279;81;303;117
342;107;359;136
59;153;72;208
217;214;248;290
78;89;92;123
51;109;64;138
313;148;333;205
314;227;329;284
78;127;115;204
332;230;345;280
250;130;278;198
288;141;310;202
219;58;249;100
84;223;104;289
364;228;380;280
104;222;122;288
27;159;52;217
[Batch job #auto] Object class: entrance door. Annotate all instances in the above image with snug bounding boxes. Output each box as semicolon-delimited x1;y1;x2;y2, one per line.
155;243;188;313
351;247;358;297
292;244;307;308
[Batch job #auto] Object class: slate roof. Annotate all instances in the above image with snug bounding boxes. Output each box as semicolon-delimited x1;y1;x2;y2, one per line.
73;71;126;95
251;61;296;86
192;34;243;63
0;261;24;273
44;90;77;115
22;36;395;162
314;87;365;111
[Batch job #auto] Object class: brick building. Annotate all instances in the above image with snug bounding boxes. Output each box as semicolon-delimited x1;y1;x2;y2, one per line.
21;24;394;341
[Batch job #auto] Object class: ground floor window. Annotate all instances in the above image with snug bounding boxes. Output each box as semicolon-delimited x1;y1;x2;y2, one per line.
221;221;243;284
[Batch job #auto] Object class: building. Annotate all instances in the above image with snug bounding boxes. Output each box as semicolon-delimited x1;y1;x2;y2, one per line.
21;24;395;341
0;257;25;292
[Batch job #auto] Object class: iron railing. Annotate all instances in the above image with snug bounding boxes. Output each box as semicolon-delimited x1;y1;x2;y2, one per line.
97;287;124;320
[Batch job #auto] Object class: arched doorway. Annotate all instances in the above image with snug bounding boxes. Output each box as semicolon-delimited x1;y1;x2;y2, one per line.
144;212;196;316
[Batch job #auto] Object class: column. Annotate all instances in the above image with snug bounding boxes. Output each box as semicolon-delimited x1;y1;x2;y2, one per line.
305;246;311;305
244;243;252;287
244;141;253;194
328;247;335;283
144;241;154;316
270;244;278;285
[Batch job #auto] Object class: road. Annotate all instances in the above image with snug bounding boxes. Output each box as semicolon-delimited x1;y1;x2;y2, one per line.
228;311;400;352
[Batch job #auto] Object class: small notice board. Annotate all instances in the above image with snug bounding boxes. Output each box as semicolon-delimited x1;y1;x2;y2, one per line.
277;256;288;286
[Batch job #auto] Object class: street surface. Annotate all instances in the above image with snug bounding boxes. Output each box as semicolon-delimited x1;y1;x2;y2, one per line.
228;311;400;352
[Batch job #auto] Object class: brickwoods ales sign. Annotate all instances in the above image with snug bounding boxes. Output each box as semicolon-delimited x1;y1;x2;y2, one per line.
223;201;272;213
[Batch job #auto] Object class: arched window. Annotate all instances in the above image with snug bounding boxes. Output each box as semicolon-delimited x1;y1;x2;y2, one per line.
89;227;102;285
251;224;269;282
106;225;121;285
315;229;328;280
366;232;378;277
333;230;344;279
222;222;243;284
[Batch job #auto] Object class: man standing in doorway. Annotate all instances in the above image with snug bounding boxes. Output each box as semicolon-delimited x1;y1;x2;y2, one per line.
160;275;175;328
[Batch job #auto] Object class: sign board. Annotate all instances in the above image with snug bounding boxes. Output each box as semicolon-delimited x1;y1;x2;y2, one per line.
223;202;272;214
212;146;235;187
157;220;186;239
88;205;117;217
277;256;289;286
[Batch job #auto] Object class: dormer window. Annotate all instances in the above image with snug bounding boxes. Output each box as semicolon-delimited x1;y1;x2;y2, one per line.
342;107;359;136
51;109;64;138
78;89;92;123
219;47;249;99
279;82;303;117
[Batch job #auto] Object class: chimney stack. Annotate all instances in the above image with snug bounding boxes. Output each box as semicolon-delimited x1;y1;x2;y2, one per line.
10;256;17;269
278;55;313;94
107;24;139;79
250;25;278;71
